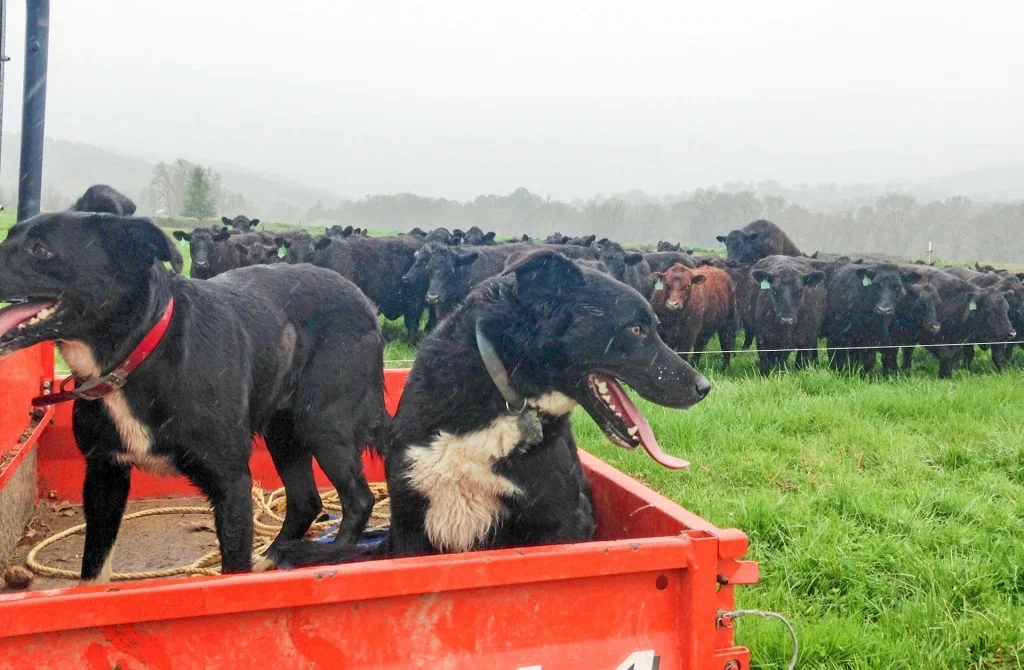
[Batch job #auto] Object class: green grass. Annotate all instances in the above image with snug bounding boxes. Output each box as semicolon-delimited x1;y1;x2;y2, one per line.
5;209;1024;667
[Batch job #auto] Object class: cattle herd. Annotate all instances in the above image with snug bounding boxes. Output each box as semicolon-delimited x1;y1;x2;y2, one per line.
176;216;1023;379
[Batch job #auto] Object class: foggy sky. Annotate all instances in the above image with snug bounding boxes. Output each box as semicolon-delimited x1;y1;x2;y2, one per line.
3;1;1023;200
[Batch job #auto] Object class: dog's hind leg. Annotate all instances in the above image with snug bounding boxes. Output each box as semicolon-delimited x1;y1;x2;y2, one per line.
305;423;374;545
186;459;255;573
260;412;322;568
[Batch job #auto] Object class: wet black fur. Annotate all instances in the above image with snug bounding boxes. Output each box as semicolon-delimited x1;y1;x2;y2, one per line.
274;250;710;568
0;211;387;578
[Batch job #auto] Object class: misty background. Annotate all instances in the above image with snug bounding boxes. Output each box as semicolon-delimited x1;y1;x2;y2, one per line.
1;1;1022;261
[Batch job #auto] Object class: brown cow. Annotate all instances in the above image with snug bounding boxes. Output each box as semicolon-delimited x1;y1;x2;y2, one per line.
650;263;738;368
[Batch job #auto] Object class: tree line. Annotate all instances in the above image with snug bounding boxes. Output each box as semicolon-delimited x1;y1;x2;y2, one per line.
302;187;1023;263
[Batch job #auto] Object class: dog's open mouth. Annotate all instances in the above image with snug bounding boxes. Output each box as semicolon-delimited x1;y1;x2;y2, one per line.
586;373;689;470
0;299;62;350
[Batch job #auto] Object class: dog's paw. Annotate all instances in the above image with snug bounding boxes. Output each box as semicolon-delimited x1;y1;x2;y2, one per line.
251;554;277;573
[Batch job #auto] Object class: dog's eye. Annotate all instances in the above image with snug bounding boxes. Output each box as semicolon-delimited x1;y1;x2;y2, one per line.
30;243;54;260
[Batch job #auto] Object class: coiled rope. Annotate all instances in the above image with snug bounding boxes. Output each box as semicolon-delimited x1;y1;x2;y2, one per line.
25;482;391;581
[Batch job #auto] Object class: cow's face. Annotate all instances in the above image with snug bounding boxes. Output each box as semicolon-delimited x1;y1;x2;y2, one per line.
222;215;260;232
424;246;478;305
651;264;704;312
716;230;767;264
174;228;230;279
751;266;825;326
278;232;316;264
594;241;643;284
854;266;910;318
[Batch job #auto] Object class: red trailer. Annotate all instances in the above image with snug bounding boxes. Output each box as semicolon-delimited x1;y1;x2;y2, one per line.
0;344;760;669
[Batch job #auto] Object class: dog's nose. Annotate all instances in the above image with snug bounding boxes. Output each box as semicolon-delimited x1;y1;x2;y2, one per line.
694;375;711;399
779;316;795;325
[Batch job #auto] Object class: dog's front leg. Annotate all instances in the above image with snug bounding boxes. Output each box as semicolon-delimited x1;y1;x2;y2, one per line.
208;470;255;574
81;457;132;583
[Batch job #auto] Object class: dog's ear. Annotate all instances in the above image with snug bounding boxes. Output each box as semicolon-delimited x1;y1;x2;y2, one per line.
96;216;175;272
506;250;584;299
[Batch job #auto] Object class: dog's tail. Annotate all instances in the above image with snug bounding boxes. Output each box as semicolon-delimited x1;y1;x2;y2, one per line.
274;534;391;569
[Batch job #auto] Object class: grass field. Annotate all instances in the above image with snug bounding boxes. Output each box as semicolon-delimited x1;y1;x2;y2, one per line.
3;210;1023;667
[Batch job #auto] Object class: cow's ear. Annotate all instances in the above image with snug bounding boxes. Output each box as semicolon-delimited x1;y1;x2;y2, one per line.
521;234;531;242
901;270;922;284
507;250;584;299
275;237;289;248
250;219;260;227
625;252;644;266
315;237;333;251
455;251;479;267
213;231;231;242
715;235;727;243
96;215;176;272
686;249;693;255
483;232;496;242
854;267;870;279
560;236;569;244
810;251;819;259
583;235;596;246
747;232;759;241
221;216;232;226
172;230;190;241
751;269;770;283
691;274;707;285
804;271;826;287
1016;273;1024;283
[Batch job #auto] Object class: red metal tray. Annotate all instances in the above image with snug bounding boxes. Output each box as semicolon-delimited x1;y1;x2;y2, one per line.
0;358;758;669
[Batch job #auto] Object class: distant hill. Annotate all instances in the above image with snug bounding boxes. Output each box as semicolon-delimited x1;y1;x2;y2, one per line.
924;161;1024;201
0;134;341;220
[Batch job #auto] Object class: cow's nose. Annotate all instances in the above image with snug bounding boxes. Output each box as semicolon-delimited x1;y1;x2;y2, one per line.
425;293;439;304
1009;330;1017;339
876;306;893;315
930;323;941;333
666;300;681;310
780;316;795;325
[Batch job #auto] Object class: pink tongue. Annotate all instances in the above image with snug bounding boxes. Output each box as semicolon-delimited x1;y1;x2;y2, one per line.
600;376;690;470
0;302;53;340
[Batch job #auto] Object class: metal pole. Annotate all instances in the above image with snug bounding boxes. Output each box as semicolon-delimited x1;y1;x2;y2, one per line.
17;0;49;223
0;0;10;206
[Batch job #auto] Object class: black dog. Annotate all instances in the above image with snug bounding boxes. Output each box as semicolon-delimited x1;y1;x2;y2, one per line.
0;207;387;581
276;249;710;567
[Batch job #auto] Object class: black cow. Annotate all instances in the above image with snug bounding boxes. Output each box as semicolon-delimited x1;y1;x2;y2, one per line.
172;227;235;279
222;215;260;232
716;219;802;264
823;262;917;373
749;256;827;374
881;276;942;374
462;226;497;245
593;240;651;294
657;241;682;252
72;184;137;216
276;231;319;265
312;235;427;337
645;251;697;274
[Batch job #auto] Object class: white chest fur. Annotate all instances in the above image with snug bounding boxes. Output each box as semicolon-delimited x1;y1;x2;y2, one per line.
59;341;177;476
404;391;577;553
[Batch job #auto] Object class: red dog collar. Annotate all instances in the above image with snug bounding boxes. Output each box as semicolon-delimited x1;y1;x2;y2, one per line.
32;298;175;407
